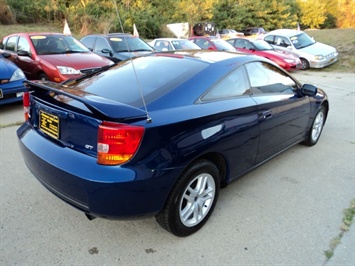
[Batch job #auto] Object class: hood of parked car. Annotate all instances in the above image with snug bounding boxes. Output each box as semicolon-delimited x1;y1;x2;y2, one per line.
299;42;337;56
0;56;17;79
113;51;152;61
38;52;112;69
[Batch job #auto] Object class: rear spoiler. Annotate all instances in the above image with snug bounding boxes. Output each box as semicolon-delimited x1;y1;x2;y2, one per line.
24;80;149;122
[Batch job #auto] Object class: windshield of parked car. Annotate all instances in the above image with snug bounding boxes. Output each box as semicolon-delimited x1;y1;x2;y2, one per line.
109;36;154;53
171;40;201;50
79;55;208;107
211;39;236;51
290;32;315;49
31;35;90;55
252;40;274;51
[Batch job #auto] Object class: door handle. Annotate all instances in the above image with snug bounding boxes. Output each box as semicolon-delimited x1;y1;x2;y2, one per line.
260;110;272;120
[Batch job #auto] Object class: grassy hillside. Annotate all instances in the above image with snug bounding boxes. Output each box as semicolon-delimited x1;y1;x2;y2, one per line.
1;24;354;73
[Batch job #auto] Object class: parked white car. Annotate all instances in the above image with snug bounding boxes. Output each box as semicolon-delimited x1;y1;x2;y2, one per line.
263;29;338;70
149;38;201;51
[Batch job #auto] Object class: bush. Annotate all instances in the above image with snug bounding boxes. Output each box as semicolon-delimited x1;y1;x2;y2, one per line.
0;0;16;25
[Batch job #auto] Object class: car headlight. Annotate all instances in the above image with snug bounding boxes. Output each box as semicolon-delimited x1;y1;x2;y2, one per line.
9;68;26;82
284;59;295;63
314;55;324;60
57;66;81;75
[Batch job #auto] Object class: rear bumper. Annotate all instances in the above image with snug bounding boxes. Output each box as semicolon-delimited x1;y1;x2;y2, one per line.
17;123;179;219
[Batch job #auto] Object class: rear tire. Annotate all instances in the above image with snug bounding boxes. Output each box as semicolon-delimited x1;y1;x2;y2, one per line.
303;106;326;146
155;159;220;237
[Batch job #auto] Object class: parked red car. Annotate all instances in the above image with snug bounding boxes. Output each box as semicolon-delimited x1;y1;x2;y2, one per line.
188;36;236;52
0;33;113;83
226;38;301;71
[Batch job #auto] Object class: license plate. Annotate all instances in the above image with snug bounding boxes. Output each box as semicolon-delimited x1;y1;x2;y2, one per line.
39;110;60;139
0;89;3;99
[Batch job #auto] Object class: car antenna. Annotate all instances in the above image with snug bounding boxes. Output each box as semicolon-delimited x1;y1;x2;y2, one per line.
112;0;152;124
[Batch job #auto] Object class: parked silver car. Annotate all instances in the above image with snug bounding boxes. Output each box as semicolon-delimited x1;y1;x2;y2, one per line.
263;29;338;70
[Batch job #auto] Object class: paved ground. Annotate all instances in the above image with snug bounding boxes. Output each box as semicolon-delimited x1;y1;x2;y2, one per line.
0;71;354;265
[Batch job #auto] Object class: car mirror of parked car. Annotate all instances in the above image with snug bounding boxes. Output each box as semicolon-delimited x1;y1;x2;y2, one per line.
301;84;317;96
101;48;113;56
18;50;30;57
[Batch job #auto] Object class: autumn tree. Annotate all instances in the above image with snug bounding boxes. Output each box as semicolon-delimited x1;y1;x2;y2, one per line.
297;0;327;28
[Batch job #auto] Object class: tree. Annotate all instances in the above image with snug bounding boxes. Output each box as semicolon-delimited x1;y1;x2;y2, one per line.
297;0;327;28
213;0;298;31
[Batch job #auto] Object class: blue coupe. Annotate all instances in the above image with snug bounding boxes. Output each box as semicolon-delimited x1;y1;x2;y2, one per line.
17;51;328;237
0;52;27;105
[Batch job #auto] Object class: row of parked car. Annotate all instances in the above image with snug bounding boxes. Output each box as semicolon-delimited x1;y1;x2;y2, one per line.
0;29;338;106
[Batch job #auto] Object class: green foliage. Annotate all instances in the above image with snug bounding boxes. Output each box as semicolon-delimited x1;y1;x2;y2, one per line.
212;0;298;31
2;0;354;38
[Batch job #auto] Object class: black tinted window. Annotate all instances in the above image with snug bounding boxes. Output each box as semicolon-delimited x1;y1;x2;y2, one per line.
79;55;208;107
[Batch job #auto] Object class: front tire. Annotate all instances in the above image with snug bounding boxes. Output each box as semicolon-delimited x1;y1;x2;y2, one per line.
39;73;49;81
303;106;326;146
300;58;310;70
155;159;220;237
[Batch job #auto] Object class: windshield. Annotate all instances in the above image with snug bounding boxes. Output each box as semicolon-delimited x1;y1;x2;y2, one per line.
31;35;90;55
253;40;273;51
171;40;201;50
108;36;154;52
211;39;236;51
290;32;315;49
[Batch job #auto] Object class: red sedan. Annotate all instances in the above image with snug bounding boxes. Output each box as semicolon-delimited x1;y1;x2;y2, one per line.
0;32;113;82
226;38;301;71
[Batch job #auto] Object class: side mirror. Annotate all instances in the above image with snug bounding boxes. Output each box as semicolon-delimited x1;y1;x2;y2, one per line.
2;52;11;58
18;50;30;57
101;48;113;56
301;84;317;96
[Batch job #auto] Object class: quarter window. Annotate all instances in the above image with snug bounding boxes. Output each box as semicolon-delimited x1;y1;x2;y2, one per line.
201;66;250;101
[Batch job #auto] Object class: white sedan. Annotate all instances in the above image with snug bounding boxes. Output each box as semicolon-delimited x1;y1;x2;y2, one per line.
149;38;201;51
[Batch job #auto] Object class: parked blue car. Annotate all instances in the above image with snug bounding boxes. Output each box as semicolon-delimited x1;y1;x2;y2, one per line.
17;51;329;236
0;52;27;105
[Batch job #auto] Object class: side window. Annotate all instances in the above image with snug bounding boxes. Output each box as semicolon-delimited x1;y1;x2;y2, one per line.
264;35;274;45
94;38;110;52
81;36;95;50
18;37;31;53
6;36;17;52
275;36;291;48
245;62;297;94
0;37;7;49
201;66;250;101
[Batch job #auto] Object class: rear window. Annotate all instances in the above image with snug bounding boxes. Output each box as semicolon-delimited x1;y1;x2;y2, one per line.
78;55;208;107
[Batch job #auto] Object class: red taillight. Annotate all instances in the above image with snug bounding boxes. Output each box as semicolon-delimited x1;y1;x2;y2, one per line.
23;91;30;121
97;122;144;165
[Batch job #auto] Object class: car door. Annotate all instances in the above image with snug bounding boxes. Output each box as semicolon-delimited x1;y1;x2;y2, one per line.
15;36;37;78
245;61;310;164
199;65;259;178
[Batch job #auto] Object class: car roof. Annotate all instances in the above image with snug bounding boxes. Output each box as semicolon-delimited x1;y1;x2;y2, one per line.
5;32;65;37
266;29;301;37
82;33;134;38
154;38;187;41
